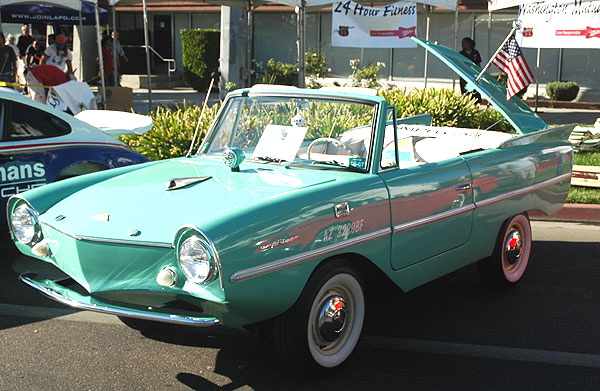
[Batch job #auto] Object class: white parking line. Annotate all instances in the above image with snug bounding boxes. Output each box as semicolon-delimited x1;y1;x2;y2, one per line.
361;336;600;369
3;303;599;368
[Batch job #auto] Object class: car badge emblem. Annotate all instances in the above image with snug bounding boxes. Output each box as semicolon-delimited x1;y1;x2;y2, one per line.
90;213;110;222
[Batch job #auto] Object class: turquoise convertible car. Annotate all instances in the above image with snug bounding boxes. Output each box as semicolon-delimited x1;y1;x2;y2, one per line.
8;39;573;372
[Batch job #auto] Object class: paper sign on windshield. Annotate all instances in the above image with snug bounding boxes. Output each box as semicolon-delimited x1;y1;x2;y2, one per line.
253;125;308;162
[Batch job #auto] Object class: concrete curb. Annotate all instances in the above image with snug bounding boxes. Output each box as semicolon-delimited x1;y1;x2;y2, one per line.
530;204;600;223
524;100;600;111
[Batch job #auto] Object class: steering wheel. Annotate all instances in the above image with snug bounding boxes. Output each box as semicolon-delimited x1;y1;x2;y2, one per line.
307;137;358;160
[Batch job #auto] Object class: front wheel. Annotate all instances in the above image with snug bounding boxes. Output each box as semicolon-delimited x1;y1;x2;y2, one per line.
273;260;365;373
478;214;532;289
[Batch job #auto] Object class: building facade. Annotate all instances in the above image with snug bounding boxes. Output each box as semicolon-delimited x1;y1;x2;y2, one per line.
114;1;599;94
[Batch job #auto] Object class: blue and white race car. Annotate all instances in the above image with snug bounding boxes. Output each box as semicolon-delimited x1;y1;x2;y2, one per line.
0;88;150;226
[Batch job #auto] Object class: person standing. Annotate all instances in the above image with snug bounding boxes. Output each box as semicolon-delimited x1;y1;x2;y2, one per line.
16;24;34;58
6;34;19;57
111;31;128;86
0;33;18;88
25;40;45;69
99;36;115;86
459;37;482;103
41;34;75;78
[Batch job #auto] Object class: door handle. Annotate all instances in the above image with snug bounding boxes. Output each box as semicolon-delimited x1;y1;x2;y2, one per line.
455;183;472;191
334;202;351;218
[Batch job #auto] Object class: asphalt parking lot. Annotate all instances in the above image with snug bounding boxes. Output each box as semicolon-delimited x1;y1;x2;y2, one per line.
0;221;598;390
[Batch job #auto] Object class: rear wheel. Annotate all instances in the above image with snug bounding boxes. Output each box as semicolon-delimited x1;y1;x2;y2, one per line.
478;214;532;288
273;260;365;373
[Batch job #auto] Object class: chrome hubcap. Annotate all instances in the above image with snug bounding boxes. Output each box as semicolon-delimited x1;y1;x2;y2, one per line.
316;296;347;344
503;228;523;268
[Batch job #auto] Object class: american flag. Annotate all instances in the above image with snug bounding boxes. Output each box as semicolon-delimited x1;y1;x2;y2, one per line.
492;35;535;100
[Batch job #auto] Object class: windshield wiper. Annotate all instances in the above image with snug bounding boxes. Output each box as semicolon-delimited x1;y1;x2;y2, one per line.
311;160;365;172
255;156;286;163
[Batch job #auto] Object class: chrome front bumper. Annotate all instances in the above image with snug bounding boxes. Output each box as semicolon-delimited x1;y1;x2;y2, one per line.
19;273;219;327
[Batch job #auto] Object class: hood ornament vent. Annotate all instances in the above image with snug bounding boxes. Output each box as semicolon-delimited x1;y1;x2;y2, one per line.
165;177;212;191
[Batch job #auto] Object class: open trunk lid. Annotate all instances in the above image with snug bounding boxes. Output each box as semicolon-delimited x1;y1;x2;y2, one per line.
412;37;548;135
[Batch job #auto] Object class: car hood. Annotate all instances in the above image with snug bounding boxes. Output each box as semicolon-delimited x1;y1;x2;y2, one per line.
42;157;340;245
413;37;548;135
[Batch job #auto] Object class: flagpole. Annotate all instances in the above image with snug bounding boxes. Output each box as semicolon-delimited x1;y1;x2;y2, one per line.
476;23;519;82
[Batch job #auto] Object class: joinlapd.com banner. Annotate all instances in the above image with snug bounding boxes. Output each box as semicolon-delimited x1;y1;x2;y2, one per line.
516;0;600;48
331;1;417;48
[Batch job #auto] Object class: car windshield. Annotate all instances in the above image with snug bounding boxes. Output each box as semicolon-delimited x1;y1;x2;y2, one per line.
201;94;377;171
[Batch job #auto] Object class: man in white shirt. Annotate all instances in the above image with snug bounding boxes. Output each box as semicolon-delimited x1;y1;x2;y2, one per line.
41;34;74;78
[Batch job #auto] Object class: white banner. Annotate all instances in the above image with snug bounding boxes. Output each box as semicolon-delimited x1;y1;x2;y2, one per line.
331;1;417;48
516;0;600;48
488;0;539;11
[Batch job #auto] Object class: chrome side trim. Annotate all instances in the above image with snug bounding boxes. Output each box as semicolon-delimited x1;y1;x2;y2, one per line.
74;236;173;249
392;173;571;234
230;228;391;283
475;173;571;209
393;204;476;234
40;220;174;249
19;273;219;327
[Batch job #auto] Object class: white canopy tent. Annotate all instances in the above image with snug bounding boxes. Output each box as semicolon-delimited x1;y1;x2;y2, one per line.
0;0;107;107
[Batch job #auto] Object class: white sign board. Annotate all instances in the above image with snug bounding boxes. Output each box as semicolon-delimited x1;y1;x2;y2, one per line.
331;1;417;48
516;0;600;48
488;0;539;11
253;125;308;163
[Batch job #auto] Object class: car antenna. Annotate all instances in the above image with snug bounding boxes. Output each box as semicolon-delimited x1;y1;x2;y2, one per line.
187;73;218;157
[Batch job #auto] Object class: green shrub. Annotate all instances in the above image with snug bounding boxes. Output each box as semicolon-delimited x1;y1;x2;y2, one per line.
348;59;385;89
181;29;220;92
473;107;515;133
379;88;514;133
546;81;579;101
123;87;522;161
120;103;220;161
306;47;328;89
258;58;298;85
566;187;600;204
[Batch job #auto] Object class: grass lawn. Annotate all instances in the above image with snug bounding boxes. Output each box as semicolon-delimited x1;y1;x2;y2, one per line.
567;151;600;204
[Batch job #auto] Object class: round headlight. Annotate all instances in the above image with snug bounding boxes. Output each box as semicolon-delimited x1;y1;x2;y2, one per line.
10;203;41;245
178;236;215;284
